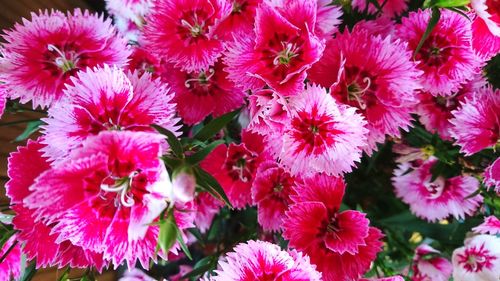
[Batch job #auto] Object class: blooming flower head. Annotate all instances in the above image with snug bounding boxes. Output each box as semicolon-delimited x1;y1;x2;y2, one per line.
1;9;130;108
450;86;500;155
143;0;231;72
471;0;500;37
412;244;452;281
484;157;500;193
308;28;422;153
106;0;152;42
224;1;325;96
283;174;383;281
25;131;172;269
247;88;290;135
201;130;269;208
452;235;500;281
251;161;296;231
0;235;21;281
396;9;481;95
6;140;106;269
159;59;246;125
352;0;409;18
277;84;368;176
41;65;179;162
393;157;483;222
471;14;500;60
416;76;485;140
473;216;500;235
212;240;322;280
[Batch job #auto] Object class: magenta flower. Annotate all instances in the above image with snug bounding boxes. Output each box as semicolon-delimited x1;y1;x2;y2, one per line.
1;9;130;108
412;244;452;281
315;0;343;38
397;9;481;95
393;157;483;222
143;0;231;72
247;89;289;135
450;86;500;155
159;59;246;125
194;192;223;233
471;0;500;37
473;216;500;235
283;174;383;281
224;1;325;96
452;235;500;281
215;0;263;41
0;235;21;281
213;240;322;281
484;157;500;193
276;84;367;176
25;131;172;269
6;140;106;269
471;15;500;61
308;28;422;153
251;161;296;232
41;65;179;162
201;130;269;208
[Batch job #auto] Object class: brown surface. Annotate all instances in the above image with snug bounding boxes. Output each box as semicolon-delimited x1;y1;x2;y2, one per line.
0;1;117;280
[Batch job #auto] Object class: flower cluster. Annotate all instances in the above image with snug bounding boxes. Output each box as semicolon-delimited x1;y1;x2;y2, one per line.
0;0;498;280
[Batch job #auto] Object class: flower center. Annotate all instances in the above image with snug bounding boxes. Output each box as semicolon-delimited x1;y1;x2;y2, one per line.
47;44;78;73
346;77;372;110
181;17;205;37
458;244;496;272
424;177;445;199
273;42;299;66
185;68;215;88
100;171;138;207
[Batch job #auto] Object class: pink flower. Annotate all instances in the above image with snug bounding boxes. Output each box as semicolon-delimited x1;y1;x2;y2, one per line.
393;157;483;222
471;15;500;61
360;277;404;281
171;169;197;203
277;84;368;176
224;1;325;96
396;9;481;95
41;65;179;162
105;0;152;42
308;28;422;154
247;89;289;135
25;131;172;269
6;140;106;269
352;0;408;18
473;216;500;235
251;161;296;232
416;76;485;140
484;157;500;193
452;235;500;281
119;268;156;281
126;47;160;77
315;0;343;38
159;59;246;125
1;9;130;108
213;240;322;280
201;130;269;209
143;0;231;72
412;244;452;281
194;192;223;233
283;174;383;281
471;0;500;37
449;86;500;155
0;235;21;281
0;82;6;118
215;0;263;41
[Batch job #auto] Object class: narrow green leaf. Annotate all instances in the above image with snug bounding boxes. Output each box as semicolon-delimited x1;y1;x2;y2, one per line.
152;124;183;158
14;120;43;142
57;267;70;281
176;228;193;260
194;167;233;208
186;140;224;166
434;0;469;7
161;156;183;169
158;214;178;253
194;110;239;141
445;7;471;20
413;8;441;60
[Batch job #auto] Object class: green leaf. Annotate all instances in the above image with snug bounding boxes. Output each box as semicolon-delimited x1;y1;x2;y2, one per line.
158;214;179;253
152;124;183;158
445;6;471;20
194;167;233;208
181;256;217;279
434;0;469;8
186;140;224;166
176;228;192;260
413;8;441;60
14;120;43;142
194;110;239;141
57;267;70;281
20;262;37;281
